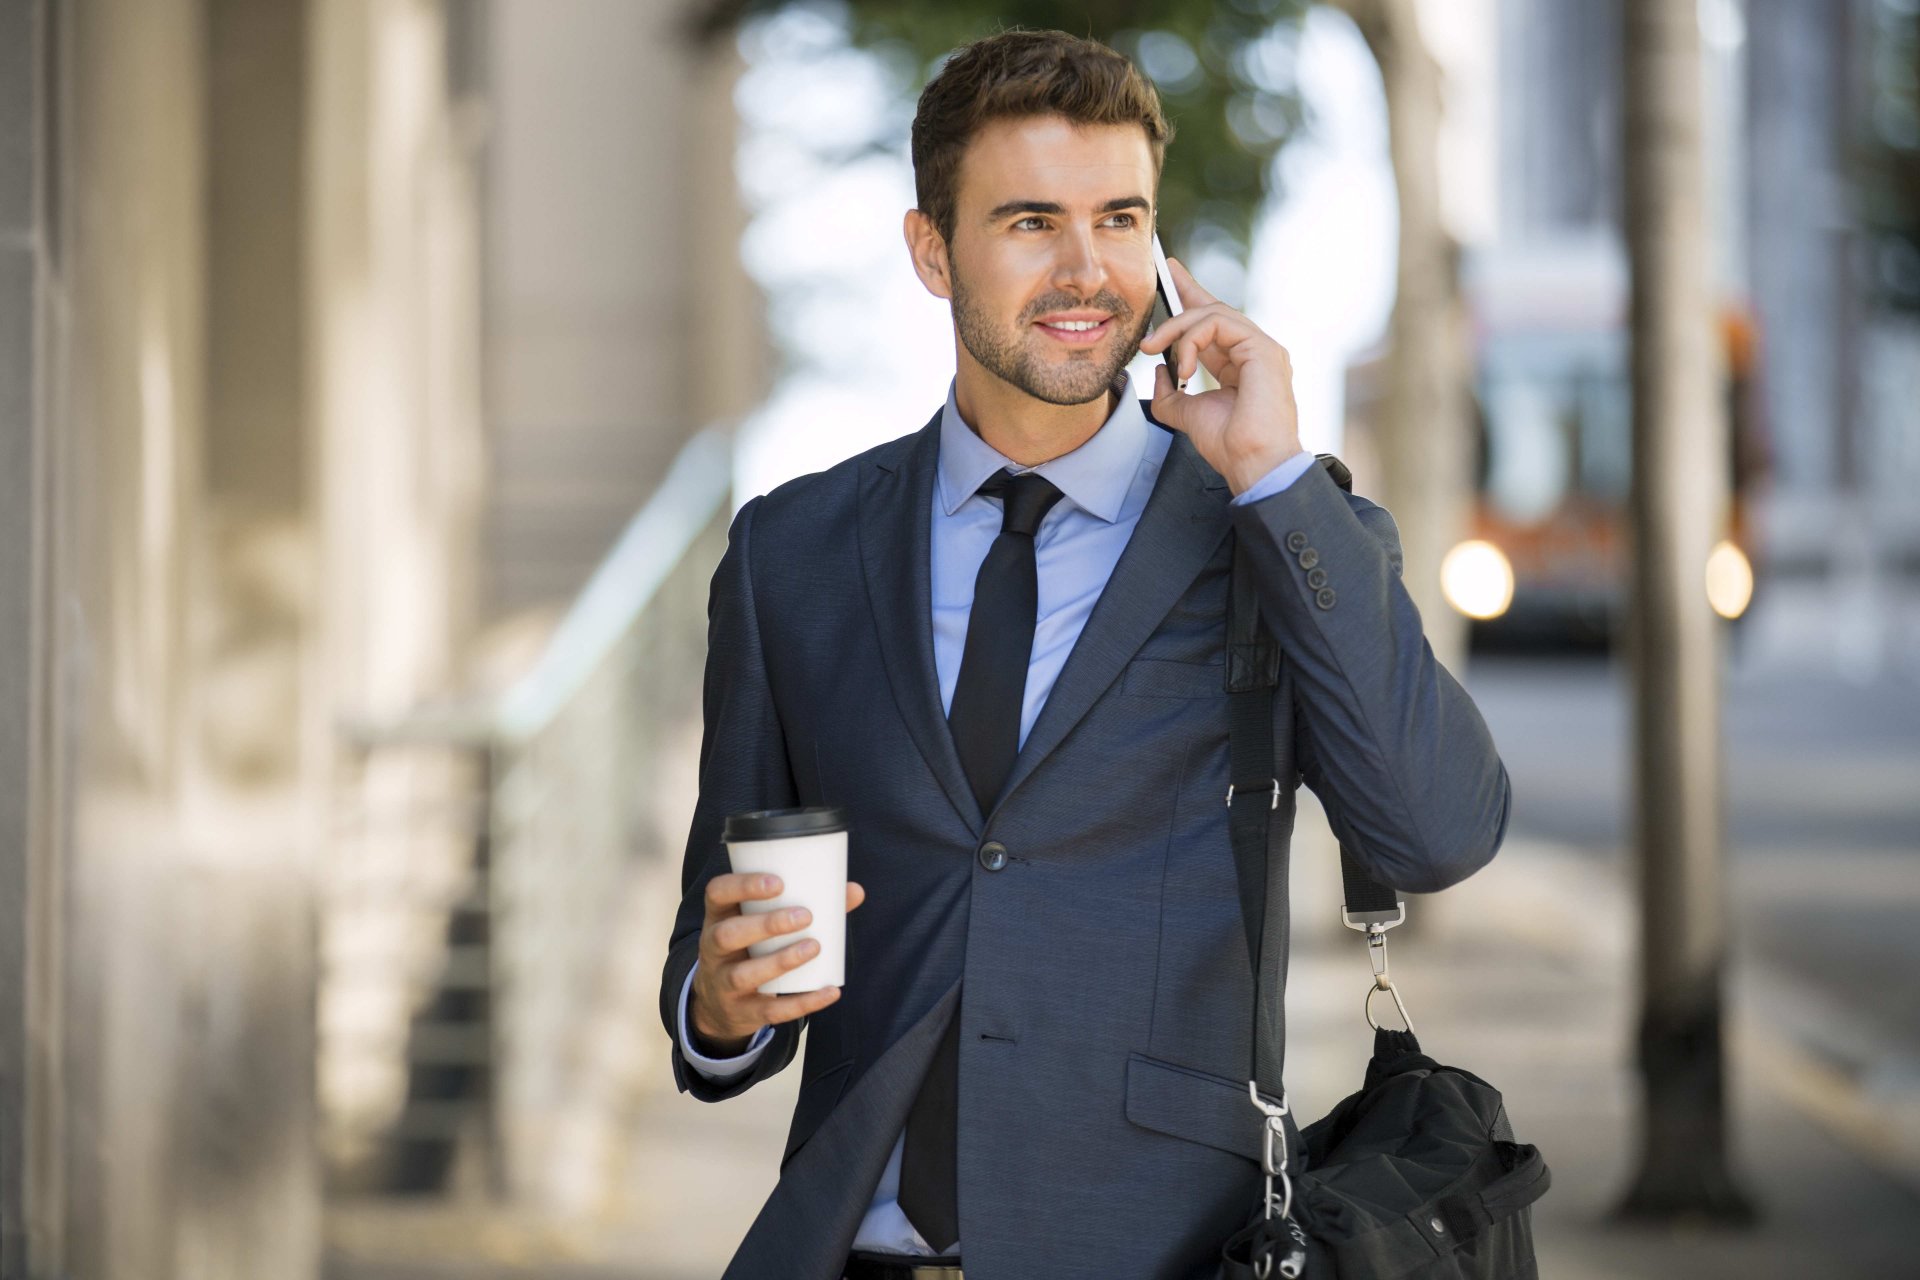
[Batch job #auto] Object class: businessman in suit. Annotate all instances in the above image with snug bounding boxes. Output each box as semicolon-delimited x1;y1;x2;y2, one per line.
657;29;1511;1280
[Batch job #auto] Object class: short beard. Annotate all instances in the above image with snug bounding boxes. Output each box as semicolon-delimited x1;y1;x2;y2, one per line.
950;264;1151;407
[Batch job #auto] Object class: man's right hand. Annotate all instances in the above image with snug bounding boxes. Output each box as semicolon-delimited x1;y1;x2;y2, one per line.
688;872;868;1056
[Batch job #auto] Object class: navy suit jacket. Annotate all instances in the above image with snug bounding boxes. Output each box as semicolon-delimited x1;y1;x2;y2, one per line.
658;405;1511;1280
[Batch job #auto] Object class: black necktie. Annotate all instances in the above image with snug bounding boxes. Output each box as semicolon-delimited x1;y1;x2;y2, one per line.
899;468;1064;1253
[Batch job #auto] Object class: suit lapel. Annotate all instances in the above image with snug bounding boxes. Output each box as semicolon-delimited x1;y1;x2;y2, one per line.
992;428;1230;819
859;410;985;834
858;411;1232;836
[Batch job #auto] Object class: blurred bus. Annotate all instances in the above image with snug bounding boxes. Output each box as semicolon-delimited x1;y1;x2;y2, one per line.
1342;235;1772;649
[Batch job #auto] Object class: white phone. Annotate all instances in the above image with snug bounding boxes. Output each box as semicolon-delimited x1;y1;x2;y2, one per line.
1151;232;1185;391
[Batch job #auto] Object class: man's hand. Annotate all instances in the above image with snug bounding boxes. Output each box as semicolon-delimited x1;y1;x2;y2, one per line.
688;872;868;1055
1137;256;1305;496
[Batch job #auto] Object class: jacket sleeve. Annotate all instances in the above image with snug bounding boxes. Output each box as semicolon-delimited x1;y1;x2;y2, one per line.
658;495;807;1100
1229;460;1512;893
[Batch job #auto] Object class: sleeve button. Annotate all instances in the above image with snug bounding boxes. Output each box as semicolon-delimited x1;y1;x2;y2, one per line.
1315;587;1337;610
1297;548;1320;570
1306;567;1328;589
1285;530;1309;553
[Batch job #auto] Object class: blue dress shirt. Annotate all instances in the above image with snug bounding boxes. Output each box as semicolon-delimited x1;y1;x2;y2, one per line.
677;369;1316;1254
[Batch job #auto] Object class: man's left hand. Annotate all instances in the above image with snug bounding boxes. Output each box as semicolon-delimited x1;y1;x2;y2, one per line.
1139;256;1305;496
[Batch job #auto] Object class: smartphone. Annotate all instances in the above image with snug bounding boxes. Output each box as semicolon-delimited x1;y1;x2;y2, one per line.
1151;232;1185;391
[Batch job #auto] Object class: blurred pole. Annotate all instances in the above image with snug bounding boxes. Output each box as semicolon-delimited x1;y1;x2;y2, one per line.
1329;0;1473;678
1617;0;1755;1223
1;1;57;1274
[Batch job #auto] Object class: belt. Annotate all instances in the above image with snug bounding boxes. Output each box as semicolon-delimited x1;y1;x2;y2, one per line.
842;1248;964;1279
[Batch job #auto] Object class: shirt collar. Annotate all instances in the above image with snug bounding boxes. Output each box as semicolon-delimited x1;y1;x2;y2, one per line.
936;370;1150;524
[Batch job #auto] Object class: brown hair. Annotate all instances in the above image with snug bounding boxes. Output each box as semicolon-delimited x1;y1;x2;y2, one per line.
910;28;1174;246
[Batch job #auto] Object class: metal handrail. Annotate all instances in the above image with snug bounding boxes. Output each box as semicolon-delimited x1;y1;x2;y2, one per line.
496;427;732;740
322;424;736;1205
337;425;734;750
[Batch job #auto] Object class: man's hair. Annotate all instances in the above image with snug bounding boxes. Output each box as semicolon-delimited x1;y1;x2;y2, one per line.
911;28;1174;247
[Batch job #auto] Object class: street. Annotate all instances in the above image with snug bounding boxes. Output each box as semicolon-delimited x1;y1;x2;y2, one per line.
1464;639;1920;1063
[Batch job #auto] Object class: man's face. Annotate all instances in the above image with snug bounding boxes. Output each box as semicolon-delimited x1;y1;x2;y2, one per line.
933;115;1159;406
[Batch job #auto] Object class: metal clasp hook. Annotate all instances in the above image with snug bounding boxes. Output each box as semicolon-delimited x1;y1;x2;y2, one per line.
1245;1084;1294;1214
1342;906;1416;1036
1245;1084;1307;1277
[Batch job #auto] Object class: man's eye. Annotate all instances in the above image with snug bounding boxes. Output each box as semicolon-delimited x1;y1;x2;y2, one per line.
1010;213;1138;230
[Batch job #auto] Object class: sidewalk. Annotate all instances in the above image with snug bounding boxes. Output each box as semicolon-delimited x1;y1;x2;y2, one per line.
1296;835;1920;1279
327;829;1920;1279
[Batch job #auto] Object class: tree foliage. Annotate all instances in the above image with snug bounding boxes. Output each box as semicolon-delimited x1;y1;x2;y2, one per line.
694;0;1313;277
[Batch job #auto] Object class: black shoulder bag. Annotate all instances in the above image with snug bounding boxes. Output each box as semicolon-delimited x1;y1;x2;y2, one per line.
1218;455;1551;1280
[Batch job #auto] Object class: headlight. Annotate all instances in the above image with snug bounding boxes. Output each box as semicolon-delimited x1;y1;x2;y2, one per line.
1706;540;1753;619
1441;540;1515;620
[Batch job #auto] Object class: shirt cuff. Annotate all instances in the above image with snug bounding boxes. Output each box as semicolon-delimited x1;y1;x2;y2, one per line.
1227;449;1316;506
678;960;774;1079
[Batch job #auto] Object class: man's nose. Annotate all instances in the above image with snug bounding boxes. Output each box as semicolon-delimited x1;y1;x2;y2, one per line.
1050;229;1107;296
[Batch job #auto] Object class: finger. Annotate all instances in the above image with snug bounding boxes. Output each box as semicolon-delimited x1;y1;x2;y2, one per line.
1184;333;1233;386
1169;314;1260;385
1142;304;1256;377
704;871;783;921
760;984;843;1027
726;935;826;997
1151;363;1188;430
1138;301;1221;354
709;902;813;956
1167;257;1219;308
846;881;866;912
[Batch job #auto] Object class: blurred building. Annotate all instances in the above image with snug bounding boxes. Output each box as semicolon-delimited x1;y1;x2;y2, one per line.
3;0;488;1273
0;0;761;1276
1495;0;1919;650
481;0;766;621
1353;0;1915;650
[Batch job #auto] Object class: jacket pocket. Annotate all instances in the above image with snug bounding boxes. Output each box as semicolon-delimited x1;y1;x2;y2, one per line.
1124;1052;1283;1165
1123;657;1229;699
780;1058;854;1171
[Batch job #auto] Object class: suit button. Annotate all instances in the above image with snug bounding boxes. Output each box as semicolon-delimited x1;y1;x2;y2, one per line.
979;841;1008;871
1297;547;1319;570
1307;567;1328;589
1285;530;1309;553
1316;587;1337;610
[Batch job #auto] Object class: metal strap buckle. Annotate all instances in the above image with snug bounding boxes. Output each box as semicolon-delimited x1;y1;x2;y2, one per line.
1225;778;1280;810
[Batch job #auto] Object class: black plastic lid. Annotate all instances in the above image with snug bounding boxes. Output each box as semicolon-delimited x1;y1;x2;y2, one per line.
724;806;848;841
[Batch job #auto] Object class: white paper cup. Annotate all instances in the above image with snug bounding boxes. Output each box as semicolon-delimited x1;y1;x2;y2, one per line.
724;806;848;995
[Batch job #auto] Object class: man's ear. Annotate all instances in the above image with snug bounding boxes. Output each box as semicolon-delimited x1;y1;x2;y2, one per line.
903;208;953;302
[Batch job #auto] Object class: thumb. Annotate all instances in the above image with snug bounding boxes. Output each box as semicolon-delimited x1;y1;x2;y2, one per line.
1151;363;1188;431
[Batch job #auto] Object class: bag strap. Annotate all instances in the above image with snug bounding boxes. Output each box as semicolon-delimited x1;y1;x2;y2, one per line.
1436;1142;1552;1238
1225;452;1406;1101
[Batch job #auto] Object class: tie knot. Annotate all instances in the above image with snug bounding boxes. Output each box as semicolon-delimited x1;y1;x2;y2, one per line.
979;469;1065;537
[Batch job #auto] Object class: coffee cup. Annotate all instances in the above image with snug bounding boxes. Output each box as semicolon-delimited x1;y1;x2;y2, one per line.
723;806;848;995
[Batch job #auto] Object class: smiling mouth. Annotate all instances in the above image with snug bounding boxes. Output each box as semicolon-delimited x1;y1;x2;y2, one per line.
1034;317;1113;344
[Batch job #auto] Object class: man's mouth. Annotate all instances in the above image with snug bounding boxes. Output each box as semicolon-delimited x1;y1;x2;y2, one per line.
1034;315;1113;345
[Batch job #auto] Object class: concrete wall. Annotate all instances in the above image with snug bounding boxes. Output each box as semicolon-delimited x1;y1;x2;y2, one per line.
307;0;492;1189
30;1;324;1274
0;0;489;1274
481;0;768;620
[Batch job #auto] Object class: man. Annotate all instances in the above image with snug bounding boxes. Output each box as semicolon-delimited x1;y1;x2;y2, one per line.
657;28;1511;1280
